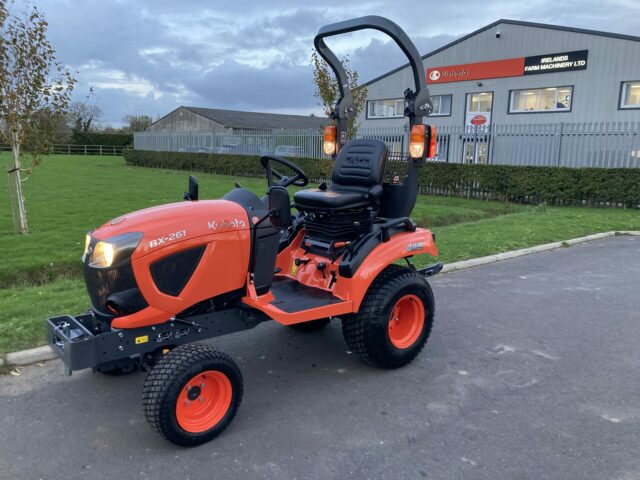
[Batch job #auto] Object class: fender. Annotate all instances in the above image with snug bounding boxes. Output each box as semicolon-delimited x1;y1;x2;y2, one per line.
334;228;437;311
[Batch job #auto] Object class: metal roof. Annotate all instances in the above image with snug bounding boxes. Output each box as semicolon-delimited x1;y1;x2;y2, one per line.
360;19;640;88
180;106;329;130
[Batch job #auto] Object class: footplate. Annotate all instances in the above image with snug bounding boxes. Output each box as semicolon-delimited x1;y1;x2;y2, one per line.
47;308;268;375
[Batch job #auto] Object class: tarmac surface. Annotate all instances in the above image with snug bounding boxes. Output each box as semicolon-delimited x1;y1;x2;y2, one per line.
1;235;639;480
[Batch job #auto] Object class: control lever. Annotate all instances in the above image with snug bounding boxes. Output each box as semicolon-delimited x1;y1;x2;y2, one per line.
316;262;327;278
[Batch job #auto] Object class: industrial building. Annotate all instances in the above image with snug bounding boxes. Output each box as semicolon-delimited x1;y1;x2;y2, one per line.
148;106;328;133
138;106;328;155
357;20;640;166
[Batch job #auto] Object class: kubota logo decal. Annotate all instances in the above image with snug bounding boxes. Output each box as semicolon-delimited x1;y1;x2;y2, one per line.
407;242;424;252
207;218;246;230
429;70;440;81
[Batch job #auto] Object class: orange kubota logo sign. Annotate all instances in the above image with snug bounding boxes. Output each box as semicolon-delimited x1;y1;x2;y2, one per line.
208;219;247;230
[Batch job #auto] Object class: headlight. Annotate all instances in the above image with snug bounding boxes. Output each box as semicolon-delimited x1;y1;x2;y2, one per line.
90;241;116;268
86;232;143;268
82;233;91;261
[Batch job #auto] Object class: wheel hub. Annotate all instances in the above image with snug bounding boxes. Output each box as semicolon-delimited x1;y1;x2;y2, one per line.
175;370;233;433
187;385;201;401
387;294;425;349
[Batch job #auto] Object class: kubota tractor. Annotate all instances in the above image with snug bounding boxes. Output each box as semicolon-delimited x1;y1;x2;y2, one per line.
47;16;442;446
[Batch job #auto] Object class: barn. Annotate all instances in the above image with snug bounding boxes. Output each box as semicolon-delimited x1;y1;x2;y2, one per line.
148;106;328;133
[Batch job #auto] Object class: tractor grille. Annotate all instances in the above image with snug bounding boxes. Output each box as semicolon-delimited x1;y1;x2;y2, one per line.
303;209;373;243
83;260;146;315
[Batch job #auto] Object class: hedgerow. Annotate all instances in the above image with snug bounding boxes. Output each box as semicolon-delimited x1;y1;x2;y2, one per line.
123;150;640;207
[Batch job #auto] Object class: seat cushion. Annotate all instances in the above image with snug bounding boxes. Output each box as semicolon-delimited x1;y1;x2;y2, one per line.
293;188;369;210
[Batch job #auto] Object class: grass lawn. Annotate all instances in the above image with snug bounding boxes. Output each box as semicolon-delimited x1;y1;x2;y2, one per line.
1;153;639;355
0;154;526;288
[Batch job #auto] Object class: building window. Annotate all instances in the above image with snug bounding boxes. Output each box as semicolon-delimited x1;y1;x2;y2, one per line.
367;99;405;119
430;94;452;116
467;92;493;113
620;81;640;109
509;86;572;113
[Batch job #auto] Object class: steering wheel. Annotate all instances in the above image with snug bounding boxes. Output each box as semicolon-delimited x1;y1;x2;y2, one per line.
260;155;309;188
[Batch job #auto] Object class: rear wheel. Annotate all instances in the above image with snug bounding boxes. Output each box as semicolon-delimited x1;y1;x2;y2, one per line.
142;344;243;447
342;265;434;369
289;318;330;332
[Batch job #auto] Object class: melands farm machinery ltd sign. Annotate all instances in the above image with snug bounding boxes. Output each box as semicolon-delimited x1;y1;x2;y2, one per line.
426;50;588;84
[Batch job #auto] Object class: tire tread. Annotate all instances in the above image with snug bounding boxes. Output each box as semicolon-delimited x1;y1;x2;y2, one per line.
342;265;434;369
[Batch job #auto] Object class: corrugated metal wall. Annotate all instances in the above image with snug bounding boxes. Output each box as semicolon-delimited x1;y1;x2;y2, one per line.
360;22;640;134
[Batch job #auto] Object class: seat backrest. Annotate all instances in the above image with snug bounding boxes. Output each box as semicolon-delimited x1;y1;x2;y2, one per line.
331;139;388;190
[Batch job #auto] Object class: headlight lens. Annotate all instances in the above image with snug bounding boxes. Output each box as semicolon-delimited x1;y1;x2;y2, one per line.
91;241;115;268
86;232;143;268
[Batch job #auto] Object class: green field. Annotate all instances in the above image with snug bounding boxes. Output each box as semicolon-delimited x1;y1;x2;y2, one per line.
1;154;639;355
0;154;528;288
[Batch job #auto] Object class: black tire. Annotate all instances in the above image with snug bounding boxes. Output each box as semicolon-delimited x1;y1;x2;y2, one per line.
342;265;435;369
289;318;330;332
142;343;243;447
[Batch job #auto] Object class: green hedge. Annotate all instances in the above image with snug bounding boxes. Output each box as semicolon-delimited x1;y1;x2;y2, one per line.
72;132;133;146
123;149;640;207
123;149;334;183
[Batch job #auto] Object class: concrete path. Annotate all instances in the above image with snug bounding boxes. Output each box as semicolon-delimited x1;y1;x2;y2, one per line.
1;236;639;480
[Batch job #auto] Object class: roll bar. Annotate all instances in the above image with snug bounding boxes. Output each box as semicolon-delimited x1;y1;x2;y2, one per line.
314;15;433;143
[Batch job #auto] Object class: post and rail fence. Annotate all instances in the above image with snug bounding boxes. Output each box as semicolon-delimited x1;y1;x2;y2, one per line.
0;144;128;156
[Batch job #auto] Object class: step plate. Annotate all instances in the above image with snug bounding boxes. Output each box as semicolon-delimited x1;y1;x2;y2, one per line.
270;277;342;313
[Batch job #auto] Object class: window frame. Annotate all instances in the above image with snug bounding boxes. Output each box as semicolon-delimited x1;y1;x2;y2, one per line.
618;81;640;110
429;94;453;117
463;90;494;127
365;98;405;120
507;85;574;114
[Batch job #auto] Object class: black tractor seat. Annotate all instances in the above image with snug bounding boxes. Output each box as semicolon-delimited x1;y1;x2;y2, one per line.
293;188;370;210
293;139;388;212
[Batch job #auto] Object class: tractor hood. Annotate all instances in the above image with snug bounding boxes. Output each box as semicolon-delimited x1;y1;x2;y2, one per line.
90;200;251;259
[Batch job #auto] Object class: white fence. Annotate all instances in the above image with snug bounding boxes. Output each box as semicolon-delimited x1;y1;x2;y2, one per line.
0;144;127;156
134;122;640;168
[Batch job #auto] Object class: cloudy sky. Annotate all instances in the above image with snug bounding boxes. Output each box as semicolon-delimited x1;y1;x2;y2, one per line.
18;0;640;125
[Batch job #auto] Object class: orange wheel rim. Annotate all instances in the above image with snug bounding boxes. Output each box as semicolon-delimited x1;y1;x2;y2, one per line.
176;370;232;433
388;294;425;349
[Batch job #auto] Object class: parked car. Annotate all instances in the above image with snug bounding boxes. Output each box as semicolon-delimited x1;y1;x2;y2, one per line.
178;146;210;153
213;144;239;154
275;145;305;157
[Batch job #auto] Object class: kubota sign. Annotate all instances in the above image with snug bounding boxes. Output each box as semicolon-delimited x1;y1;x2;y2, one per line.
426;50;588;84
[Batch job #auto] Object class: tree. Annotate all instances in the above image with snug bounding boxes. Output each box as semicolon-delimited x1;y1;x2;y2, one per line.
0;3;76;233
123;114;152;132
68;100;102;132
311;50;367;138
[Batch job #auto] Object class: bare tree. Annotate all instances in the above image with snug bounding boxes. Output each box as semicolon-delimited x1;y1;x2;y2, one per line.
68;100;102;132
311;50;367;138
123;114;152;132
0;3;76;233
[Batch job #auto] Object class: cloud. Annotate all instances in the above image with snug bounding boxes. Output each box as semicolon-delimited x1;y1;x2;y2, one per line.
23;0;640;125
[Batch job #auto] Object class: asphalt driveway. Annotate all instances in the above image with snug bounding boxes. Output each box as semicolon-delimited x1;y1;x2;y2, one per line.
1;235;639;480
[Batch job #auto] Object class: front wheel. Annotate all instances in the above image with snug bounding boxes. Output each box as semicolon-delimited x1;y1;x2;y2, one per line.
142;344;243;447
342;265;435;369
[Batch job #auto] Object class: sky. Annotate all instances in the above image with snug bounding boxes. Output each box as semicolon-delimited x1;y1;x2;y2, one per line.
15;0;640;126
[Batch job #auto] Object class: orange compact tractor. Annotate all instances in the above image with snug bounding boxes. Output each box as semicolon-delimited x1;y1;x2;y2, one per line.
47;16;442;446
